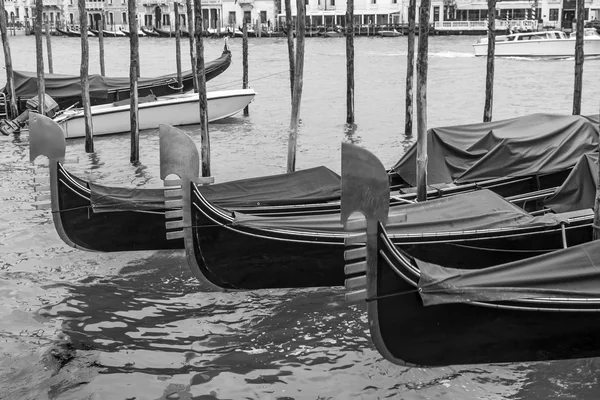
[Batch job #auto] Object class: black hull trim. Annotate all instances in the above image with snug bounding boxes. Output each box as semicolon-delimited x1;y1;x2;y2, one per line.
56;163;182;251
370;223;600;366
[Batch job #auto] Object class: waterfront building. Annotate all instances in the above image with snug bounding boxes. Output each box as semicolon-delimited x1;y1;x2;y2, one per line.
2;0;599;33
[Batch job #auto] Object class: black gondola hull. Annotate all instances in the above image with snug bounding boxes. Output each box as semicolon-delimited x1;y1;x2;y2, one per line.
372;227;600;366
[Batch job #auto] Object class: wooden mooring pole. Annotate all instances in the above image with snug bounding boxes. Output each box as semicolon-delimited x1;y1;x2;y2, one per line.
572;0;584;115
242;20;249;116
0;0;18;118
99;14;105;76
128;0;140;162
34;0;45;115
44;21;53;74
594;102;600;240
404;0;416;136
345;0;354;124
415;0;431;202
287;0;305;173
284;0;295;103
483;0;496;122
186;0;198;92
78;0;94;152
194;0;210;176
175;2;183;90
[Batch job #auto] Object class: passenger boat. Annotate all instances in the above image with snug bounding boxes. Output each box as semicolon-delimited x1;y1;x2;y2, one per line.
3;44;232;113
342;142;600;366
473;28;600;57
53;88;256;138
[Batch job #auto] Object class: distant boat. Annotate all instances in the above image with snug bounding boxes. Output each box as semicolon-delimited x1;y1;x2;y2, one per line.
378;29;402;37
321;29;344;38
154;26;191;38
473;28;600;57
141;26;161;37
101;29;126;37
2;45;232;112
53;89;256;138
56;26;94;37
120;27;146;37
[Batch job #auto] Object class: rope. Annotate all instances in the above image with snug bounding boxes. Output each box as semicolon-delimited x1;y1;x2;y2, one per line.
208;70;289;90
366;288;420;302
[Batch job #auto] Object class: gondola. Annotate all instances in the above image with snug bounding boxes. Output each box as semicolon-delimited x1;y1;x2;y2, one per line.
154;27;191;38
4;43;232;113
341;142;600;366
28;115;342;252
30;114;597;261
56;26;85;37
141;26;161;37
174;127;597;291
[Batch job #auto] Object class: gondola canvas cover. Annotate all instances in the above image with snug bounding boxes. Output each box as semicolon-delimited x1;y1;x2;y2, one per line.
89;166;341;212
417;240;600;306
9;51;230;100
544;153;598;213
234;189;566;233
391;114;599;186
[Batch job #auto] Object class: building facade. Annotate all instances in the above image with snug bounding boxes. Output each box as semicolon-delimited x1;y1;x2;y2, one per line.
3;0;600;32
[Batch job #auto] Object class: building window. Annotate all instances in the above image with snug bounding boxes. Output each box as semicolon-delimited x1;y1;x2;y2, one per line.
549;8;559;21
305;0;308;5
260;11;267;23
109;12;114;26
331;0;335;6
433;6;439;21
392;0;397;3
69;13;74;25
122;12;127;24
371;0;376;4
228;11;235;25
585;8;589;20
244;10;250;23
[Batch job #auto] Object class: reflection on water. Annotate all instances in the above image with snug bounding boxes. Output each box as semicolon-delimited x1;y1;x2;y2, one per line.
1;35;600;399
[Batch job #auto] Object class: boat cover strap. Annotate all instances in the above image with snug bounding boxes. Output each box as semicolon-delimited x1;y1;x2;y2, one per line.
417;239;600;306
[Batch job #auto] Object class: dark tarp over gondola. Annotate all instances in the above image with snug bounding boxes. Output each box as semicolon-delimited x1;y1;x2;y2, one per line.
544;153;598;213
417;239;600;307
231;189;568;234
4;48;232;111
391;113;599;186
89;166;341;213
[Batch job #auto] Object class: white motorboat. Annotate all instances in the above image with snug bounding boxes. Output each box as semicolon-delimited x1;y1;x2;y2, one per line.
378;29;402;37
472;28;600;57
53;88;256;138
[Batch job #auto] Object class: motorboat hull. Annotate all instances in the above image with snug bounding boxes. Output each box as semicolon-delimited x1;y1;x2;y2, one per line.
54;89;256;138
473;37;600;57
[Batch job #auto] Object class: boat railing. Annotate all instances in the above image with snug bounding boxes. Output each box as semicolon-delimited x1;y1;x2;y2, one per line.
435;19;538;31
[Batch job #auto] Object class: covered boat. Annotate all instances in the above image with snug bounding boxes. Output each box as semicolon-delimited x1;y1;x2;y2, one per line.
172;135;595;290
29;114;598;270
3;44;232;113
342;144;600;366
28;114;343;252
53;88;256;138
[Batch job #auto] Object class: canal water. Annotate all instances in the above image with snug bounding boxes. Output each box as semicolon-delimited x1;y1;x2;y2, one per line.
1;34;600;399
